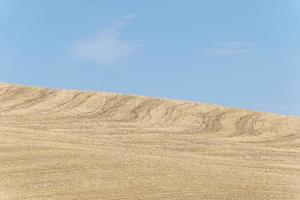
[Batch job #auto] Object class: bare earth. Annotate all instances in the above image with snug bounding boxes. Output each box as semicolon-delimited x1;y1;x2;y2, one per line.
0;83;299;200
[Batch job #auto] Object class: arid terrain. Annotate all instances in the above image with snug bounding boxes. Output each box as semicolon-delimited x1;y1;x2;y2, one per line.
0;83;299;200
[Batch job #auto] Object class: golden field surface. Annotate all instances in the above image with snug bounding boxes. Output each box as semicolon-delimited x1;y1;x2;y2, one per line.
0;83;299;200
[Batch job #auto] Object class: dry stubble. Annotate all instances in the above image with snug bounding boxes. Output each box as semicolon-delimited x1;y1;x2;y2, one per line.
0;83;299;199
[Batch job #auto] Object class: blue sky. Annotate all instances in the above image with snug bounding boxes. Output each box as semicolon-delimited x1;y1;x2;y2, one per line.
0;0;299;116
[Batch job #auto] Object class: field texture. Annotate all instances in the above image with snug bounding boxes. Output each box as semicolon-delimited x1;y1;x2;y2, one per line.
0;83;299;199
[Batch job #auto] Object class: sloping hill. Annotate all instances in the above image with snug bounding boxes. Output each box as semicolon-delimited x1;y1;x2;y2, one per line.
0;83;299;199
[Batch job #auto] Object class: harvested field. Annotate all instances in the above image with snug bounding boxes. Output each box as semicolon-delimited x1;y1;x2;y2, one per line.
0;83;299;199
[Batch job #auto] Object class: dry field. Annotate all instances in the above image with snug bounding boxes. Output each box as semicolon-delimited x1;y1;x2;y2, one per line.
0;83;299;200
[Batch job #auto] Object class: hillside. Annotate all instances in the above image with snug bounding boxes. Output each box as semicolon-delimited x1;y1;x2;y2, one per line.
0;83;299;199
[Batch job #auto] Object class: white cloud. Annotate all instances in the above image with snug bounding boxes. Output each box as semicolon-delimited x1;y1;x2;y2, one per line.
202;42;253;56
70;14;139;65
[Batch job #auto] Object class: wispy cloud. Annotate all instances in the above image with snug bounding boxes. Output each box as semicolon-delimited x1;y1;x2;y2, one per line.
70;14;139;65
202;42;253;56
